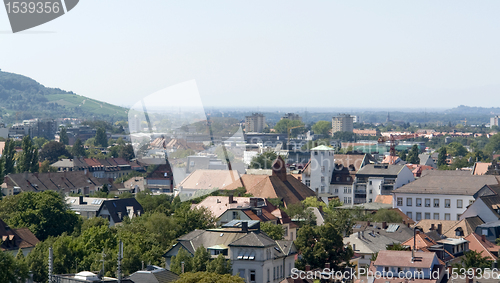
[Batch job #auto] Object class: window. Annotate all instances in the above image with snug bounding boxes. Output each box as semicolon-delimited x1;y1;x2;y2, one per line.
336;177;340;182
232;211;239;219
425;198;430;207
482;229;488;236
321;166;325;172
273;267;276;280
321;186;325;193
239;269;246;280
397;197;403;206
369;180;372;185
434;199;439;208
416;212;422;221
445;213;450;220
470;200;474;205
425;213;431;219
305;180;310;187
433;213;439;220
457;199;463;208
457;214;461;221
407;212;412;219
334;188;338;193
267;269;269;282
321;176;325;182
250;270;256;283
347;176;351;181
406;198;412;206
445;199;450;208
416;198;422;207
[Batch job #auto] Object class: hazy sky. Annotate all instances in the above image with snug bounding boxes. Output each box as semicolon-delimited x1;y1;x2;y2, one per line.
2;1;500;109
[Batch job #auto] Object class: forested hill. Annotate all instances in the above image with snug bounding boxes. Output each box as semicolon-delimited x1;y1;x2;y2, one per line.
0;69;128;123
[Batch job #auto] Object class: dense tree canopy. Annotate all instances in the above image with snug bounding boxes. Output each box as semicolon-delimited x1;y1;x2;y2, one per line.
406;144;420;164
260;222;285;240
250;151;278;169
39;141;73;164
312;120;332;136
16;135;39;173
273;119;305;136
95;127;108;148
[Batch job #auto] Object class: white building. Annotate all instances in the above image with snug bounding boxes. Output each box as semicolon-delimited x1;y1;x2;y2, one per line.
460;194;500;222
163;221;297;283
490;116;500;128
393;171;498;222
303;145;335;196
353;164;414;204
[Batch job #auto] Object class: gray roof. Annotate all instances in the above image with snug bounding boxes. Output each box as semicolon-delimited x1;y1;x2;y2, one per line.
393;170;498;195
339;202;392;210
229;232;277;247
477;220;500;228
127;268;179;283
356;164;406;177
344;231;401;254
96;198;143;224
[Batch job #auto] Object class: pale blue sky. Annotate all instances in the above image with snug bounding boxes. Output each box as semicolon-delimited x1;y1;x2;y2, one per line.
1;1;500;109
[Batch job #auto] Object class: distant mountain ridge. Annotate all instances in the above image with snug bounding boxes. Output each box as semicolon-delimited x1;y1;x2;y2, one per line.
0;69;128;123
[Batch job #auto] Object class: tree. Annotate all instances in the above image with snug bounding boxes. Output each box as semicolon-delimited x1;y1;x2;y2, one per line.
119;144;135;160
32;137;49;149
461;250;492;270
312;121;332;136
192;246;210;272
72;138;86;157
332;131;358;142
101;184;109;194
95;127;108;148
0;250;29;283
250;151;278;169
437;147;447;167
485;133;500;156
171;248;193;274
406;144;420;164
372;209;403;223
39;160;57;173
294;223;353;270
39;141;73;164
16;136;38;173
273;119;305;136
447;142;468;157
260;222;285;240
398;149;407;162
207;253;232;275
174;272;245;283
2;139;16;175
59;127;69;145
0;191;80;240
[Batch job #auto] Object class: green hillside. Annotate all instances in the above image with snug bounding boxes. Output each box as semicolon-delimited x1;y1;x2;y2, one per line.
0;69;128;123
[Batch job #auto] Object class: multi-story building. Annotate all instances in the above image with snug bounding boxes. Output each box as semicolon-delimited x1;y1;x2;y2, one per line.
163;220;297;283
280;113;302;122
393;171;498;222
353;164;414;204
491;115;500;128
332;114;354;134
245;113;265;133
305;145;335;196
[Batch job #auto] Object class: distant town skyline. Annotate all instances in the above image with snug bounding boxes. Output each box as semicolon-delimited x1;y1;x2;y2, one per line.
2;1;500;109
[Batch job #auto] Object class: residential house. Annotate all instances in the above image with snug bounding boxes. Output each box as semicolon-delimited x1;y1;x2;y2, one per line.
163;220;297;283
419;153;437;169
474;221;500;243
96;198;144;226
186;155;227;174
406;164;435;178
393;171;498;222
343;230;401;268
50;271;130;283
177;169;242;199
354;164;414;204
222;157;316;207
413;220;458;236
473;162;492;175
443;216;484;239
146;163;174;194
460;194;500;222
464;233;500;263
369;250;446;283
67;196;106;219
4;171;102;195
353;129;380;137
0;218;39;257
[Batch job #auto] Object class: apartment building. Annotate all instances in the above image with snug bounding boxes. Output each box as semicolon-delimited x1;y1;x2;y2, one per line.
245;113;266;133
332;114;354;134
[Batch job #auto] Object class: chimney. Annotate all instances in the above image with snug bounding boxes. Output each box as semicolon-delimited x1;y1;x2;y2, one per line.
416;230;420;234
431;224;435;231
305;265;311;271
382;222;387;229
481;234;486;242
79;195;83;205
325;263;330;270
229;195;234;204
437;224;442;235
357;231;361;238
366;221;370;227
241;221;248;233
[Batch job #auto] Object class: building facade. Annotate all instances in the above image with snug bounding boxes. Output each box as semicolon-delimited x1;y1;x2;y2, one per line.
332;114;354;134
245;113;266;133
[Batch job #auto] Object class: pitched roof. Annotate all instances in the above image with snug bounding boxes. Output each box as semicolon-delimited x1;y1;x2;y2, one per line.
311;145;334;151
333;154;367;171
414;219;459;234
177;170;242;190
478;194;500;219
473;162;492;176
374;195;393;204
443;216;484;239
402;232;438;250
465;232;500;261
192;196;267;218
0;218;39;252
394;170;498;195
344;231;401;254
97;198;143;225
356;164;406;177
127;268;179;283
374;250;437;269
229;232;277;247
5;171;101;193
